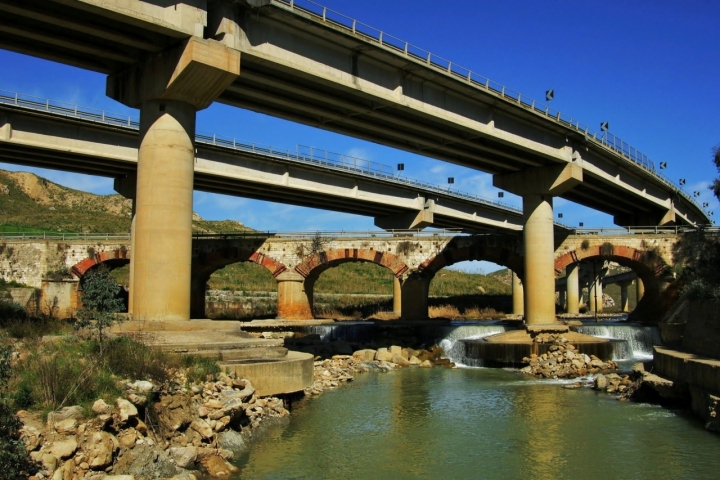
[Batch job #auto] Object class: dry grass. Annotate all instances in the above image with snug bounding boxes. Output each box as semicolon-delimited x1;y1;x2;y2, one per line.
429;304;503;320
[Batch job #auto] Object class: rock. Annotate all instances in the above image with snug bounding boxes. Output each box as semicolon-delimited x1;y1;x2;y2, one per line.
53;418;77;435
85;431;117;470
118;429;137;449
595;375;609;390
41;454;58;474
374;348;394;362
420;360;434;368
116;398;138;424
200;454;238;478
156;394;194;433
104;476;136;480
21;425;41;451
92;399;111;415
353;349;377;362
408;355;421;365
111;444;176;480
169;446;197;469
47;439;78;460
389;345;402;355
218;430;247;458
198;406;209;418
190;419;214;440
590;359;605;369
204;399;223;409
391;354;411;367
128;380;154;393
47;406;83;426
127;393;147;407
400;348;411;360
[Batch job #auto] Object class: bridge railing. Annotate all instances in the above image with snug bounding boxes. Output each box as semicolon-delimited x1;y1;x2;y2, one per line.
0;89;532;221
276;0;707;217
572;226;720;235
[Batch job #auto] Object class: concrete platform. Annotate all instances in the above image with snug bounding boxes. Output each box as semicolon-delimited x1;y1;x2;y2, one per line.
654;346;720;394
219;351;314;397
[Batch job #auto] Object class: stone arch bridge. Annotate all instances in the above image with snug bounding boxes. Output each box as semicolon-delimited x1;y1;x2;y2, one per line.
0;230;684;321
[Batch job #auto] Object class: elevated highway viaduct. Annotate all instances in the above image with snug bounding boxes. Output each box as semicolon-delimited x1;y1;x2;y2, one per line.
0;229;694;322
0;0;709;324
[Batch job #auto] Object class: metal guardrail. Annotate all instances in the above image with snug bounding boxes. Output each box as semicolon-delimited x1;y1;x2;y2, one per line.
275;0;707;217
0;90;534;220
2;226;718;242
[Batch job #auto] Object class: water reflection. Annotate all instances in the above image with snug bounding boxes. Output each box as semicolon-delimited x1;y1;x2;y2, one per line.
234;369;720;480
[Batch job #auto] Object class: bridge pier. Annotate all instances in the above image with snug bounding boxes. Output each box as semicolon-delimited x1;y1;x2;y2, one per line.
400;275;430;319
276;271;313;320
393;277;402;316
588;262;606;313
107;37;239;321
566;263;580;314
512;271;524;316
494;163;582;325
618;280;632;312
636;277;645;304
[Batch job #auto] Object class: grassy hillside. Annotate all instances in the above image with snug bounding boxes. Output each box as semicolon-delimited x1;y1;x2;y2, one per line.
0;169;253;234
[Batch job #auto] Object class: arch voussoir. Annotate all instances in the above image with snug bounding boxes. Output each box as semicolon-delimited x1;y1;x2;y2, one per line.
71;248;130;277
294;248;409;278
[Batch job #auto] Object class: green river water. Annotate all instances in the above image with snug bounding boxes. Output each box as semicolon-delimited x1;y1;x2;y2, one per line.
232;367;720;480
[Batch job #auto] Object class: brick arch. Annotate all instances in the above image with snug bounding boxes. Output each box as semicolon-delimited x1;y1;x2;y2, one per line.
71;248;130;278
192;248;288;279
553;244;669;278
418;245;524;278
294;248;409;279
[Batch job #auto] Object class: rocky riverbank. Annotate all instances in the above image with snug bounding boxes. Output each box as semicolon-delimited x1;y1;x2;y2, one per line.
520;335;618;378
19;372;289;480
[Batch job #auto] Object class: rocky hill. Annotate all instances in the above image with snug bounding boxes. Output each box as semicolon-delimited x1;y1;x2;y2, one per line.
0;169;252;234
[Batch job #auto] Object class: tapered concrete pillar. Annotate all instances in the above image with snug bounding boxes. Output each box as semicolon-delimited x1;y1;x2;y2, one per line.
566;263;580;314
494;163;582;326
393;276;402;316
107;37;239;321
618;280;632;312
276;271;313;320
636;277;645;304
521;194;557;324
400;275;430;319
512;271;524;316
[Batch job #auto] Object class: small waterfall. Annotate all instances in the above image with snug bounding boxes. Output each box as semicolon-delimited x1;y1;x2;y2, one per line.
573;325;662;360
436;325;510;366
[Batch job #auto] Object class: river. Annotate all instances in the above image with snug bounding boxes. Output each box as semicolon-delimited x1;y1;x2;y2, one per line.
232;367;720;480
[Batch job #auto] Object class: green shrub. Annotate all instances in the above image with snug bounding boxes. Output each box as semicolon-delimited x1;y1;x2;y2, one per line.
102;337;174;383
75;265;125;353
183;356;220;384
0;346;39;478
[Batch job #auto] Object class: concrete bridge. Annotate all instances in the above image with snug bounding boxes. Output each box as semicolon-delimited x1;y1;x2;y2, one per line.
0;229;687;321
0;0;709;326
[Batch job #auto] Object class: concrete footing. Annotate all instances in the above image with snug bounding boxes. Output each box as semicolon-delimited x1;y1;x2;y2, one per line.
219;351;314;397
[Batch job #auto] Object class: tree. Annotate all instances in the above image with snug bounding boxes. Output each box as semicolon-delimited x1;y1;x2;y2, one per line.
75;265;125;353
0;346;39;479
711;144;720;201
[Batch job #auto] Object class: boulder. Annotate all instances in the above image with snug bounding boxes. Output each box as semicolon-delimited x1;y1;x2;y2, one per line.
391;354;411;367
85;431;117;470
595;375;608;391
375;348;394;362
41;453;58;474
21;425;41;451
128;380;154;393
200;454;238;478
156;394;194;433
128;393;147;407
408;355;421;365
116;398;138;424
169;446;197;469
420;360;434;368
53;418;77;435
389;345;402;355
190;419;214;440
47;406;83;426
92;399;111;415
353;349;377;362
218;430;247;458
47;438;78;460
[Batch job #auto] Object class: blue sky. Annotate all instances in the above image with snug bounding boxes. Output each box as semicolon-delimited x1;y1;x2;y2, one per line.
0;0;718;272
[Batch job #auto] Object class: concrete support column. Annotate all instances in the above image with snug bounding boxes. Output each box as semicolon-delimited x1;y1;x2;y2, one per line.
566;263;580;314
113;175;136;315
276;271;313;320
132;100;196;321
494;163;582;326
521;193;557;324
557;290;566;311
393;276;402;316
512;271;524;316
618;281;632;313
107;37;240;321
636;277;645;304
588;274;602;312
400;275;430;319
